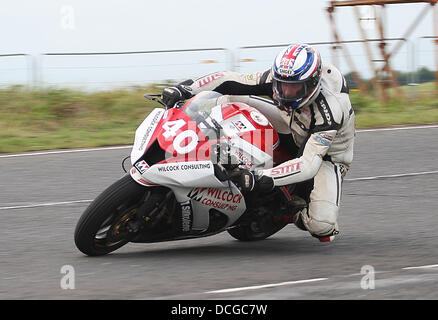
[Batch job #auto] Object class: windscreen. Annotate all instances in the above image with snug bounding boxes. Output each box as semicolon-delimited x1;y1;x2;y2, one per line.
182;91;223;139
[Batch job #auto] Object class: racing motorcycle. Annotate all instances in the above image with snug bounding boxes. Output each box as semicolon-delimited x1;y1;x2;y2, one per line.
74;91;305;256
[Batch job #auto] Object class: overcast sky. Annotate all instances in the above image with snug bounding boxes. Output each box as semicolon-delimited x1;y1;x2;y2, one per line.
0;1;435;88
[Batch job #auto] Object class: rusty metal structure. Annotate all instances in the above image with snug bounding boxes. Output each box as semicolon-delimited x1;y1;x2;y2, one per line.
327;0;438;99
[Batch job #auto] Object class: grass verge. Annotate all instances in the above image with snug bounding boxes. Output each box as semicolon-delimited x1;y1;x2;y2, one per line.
0;83;437;153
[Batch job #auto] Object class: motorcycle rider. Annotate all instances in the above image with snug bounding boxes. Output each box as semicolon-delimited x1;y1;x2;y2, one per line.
161;43;355;242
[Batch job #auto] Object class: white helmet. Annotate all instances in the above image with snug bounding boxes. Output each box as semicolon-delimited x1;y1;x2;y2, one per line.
271;43;322;111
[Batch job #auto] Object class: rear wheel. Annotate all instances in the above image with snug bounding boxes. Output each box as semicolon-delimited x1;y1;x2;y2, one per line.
74;174;150;256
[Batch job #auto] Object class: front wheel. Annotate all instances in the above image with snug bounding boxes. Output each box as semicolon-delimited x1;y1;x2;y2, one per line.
74;174;149;256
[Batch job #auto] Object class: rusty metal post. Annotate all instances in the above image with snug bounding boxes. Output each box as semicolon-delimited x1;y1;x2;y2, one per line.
375;5;403;98
327;6;368;93
329;0;438;100
353;6;384;100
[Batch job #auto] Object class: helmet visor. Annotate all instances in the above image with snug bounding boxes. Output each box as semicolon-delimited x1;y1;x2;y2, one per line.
276;81;307;101
273;78;312;108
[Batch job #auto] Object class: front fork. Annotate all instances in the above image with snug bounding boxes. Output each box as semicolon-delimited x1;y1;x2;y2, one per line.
126;189;174;233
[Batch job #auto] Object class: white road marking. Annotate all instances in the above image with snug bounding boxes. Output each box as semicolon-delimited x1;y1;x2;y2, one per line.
345;170;438;182
356;124;438;133
0;124;436;211
201;264;438;297
205;278;328;294
0;145;131;158
402;264;438;270
0;199;93;210
2;168;437;210
0;124;436;159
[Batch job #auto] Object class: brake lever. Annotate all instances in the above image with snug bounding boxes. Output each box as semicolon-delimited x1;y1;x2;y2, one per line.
144;94;168;108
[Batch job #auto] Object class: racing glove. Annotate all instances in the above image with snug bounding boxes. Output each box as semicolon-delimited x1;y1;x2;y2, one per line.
231;169;274;193
161;85;192;108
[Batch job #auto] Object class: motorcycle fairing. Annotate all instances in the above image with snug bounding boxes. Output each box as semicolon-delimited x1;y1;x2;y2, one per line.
156;108;211;161
187;183;246;231
227;135;275;170
219;102;280;154
130;108;166;165
128;92;277;232
141;160;226;189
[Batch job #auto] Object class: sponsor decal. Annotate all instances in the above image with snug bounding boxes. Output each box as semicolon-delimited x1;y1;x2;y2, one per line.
314;135;331;147
278;68;294;75
318;133;333;141
319;99;332;125
313;132;333;147
233;120;247;131
139;111;163;151
250;111;269;126
180;163;211;170
180;201;192;232
187;187;207;202
234;150;254;168
197;73;224;88
223;115;255;134
190;188;243;203
134;160;149;174
245;72;262;82
200;199;238;211
157;163;211;172
270;161;302;176
187;187;243;211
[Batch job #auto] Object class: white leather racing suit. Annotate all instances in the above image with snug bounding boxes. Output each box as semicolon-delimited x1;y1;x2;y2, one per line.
178;63;355;238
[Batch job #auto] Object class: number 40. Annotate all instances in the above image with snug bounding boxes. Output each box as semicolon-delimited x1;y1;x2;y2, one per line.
162;120;199;154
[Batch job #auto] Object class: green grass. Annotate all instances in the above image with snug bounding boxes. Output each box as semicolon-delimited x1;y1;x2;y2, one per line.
0;83;437;153
351;83;438;128
0;85;160;153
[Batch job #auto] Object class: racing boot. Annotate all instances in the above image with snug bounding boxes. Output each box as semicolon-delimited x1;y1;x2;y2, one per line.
312;230;339;242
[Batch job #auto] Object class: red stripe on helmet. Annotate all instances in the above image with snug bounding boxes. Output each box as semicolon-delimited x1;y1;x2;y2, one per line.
283;44;302;60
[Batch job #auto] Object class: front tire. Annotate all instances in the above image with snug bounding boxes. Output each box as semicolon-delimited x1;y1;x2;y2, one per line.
74;174;148;256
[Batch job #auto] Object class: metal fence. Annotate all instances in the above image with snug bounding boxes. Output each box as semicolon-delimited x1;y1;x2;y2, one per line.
0;37;436;90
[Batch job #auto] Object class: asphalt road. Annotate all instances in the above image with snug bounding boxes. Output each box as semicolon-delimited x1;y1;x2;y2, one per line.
1;125;437;300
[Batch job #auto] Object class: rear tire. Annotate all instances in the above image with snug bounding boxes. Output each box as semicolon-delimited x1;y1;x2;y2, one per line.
74;174;148;256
